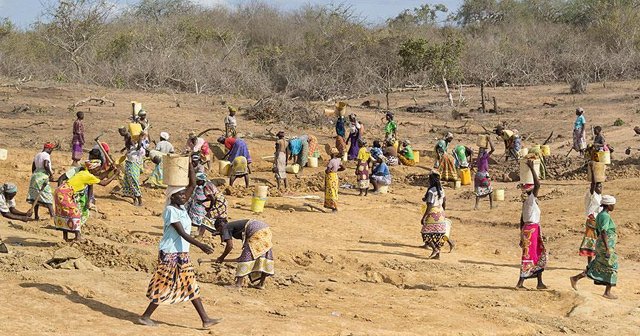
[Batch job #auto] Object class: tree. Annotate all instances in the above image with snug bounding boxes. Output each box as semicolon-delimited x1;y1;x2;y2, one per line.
133;0;196;21
37;0;115;76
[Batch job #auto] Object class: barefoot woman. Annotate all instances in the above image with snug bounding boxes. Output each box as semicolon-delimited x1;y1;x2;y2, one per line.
420;171;455;259
516;160;548;290
214;219;275;289
570;195;619;300
140;162;221;328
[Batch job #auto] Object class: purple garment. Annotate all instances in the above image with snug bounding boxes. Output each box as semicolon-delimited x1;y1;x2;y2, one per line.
477;151;490;172
237;220;273;262
227;139;252;163
347;130;360;160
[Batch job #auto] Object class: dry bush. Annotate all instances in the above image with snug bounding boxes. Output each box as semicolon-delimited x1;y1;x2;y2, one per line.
245;95;324;127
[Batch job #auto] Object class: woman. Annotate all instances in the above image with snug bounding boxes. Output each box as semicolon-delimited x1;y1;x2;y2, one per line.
28;142;56;220
420;172;454;259
453;145;473;169
335;136;347;158
579;162;603;263
398;140;416;166
188;172;226;238
225;138;252;187
274;131;288;190
370;140;384;161
145;154;166;189
384;112;397;142
570;195;618;300
54;160;116;242
473;139;495;210
383;140;399;166
324;148;345;212
155;132;174;154
346;114;362;161
573;107;587;156
370;156;392;192
122;143;145;206
71;111;85;166
296;135;311;170
495;125;521;161
355;139;371;197
214;219;275;289
435;133;457;181
139;163;221;328
335;115;346;138
307;134;319;159
516;160;548;290
0;183;33;222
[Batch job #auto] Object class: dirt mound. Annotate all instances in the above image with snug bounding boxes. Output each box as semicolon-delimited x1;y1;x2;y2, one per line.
74;240;155;272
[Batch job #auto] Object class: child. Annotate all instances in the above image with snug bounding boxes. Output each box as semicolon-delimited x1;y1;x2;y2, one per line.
225;106;237;137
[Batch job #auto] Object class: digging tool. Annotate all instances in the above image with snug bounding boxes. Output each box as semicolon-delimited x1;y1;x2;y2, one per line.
94;132;116;167
28;181;49;214
197;258;237;266
541;131;554;146
565;147;574;158
197;127;224;139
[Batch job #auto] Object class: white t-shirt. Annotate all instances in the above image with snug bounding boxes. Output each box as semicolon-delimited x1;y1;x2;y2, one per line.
155;140;174;154
585;192;602;217
225;115;237;127
522;193;540;223
33;152;51;170
0;193;16;213
425;187;445;207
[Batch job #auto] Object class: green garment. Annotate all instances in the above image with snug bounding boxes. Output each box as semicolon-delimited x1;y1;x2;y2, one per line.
435;139;448;155
586;211;618;286
385;121;397;135
403;145;414;160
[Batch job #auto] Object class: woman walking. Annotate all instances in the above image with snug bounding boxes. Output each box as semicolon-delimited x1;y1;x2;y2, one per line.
473;139;495;210
573;107;587;156
516;160;548;290
122;143;145;206
139;163;221;328
54;160;116;242
214;219;275;289
420;172;455;259
324;148;344;212
579;162;602;263
570;195;619;300
27;142;56;219
346;114;362;161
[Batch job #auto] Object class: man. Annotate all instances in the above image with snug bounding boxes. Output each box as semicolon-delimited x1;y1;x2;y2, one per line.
71;111;85;166
155;132;174;154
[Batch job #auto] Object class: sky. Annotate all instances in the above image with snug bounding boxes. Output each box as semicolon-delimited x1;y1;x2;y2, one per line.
0;0;463;28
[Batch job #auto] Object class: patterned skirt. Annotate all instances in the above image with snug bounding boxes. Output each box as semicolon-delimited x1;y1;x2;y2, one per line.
421;206;451;249
356;162;370;189
236;220;275;283
520;223;547;279
230;156;249;176
122;160;142;197
72;141;83;161
474;171;493;197
53;183;88;233
27;169;54;205
274;152;287;180
573;128;586;151
147;251;200;305
324;172;339;210
586;233;618;286
578;215;597;257
438;154;457;182
147;163;166;189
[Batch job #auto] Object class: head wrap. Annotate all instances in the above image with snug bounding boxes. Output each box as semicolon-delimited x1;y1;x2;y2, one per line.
84;160;102;170
160;132;170;140
188;131;197;139
576;107;584;113
217;136;226;143
43;142;55;150
119;126;126;131
1;183;17;194
228;106;237;113
165;186;186;205
445;132;454;139
138;110;147;116
330;147;339;155
196;172;208;181
403;140;411;145
601;195;616;205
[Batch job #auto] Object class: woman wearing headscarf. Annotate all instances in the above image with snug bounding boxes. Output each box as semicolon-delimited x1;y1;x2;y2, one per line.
435;133;457;181
155;132;174;154
345;114;362;161
324;148;345;212
420;172;455;259
495;125;522;161
516;160;547;290
573;107;587;156
570;195;619;300
187;172;228;238
398;140;416;166
54;160;117;242
383;112;397;143
224;138;252;187
27;142;56;220
187;132;211;169
139;163;221;328
0;183;33;222
370;156;392;192
122;141;145;206
214;218;275;289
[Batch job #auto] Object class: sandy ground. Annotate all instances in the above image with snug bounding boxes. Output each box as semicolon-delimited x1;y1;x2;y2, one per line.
1;79;640;335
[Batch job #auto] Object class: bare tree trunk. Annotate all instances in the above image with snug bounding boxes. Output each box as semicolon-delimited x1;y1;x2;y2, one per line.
492;96;498;114
480;81;486;113
385;90;390;110
442;76;453;107
457;81;463;107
